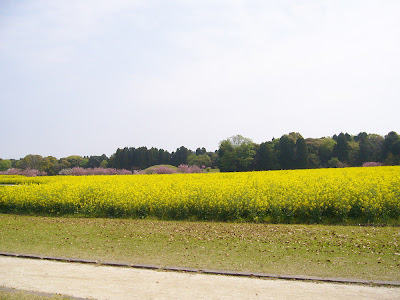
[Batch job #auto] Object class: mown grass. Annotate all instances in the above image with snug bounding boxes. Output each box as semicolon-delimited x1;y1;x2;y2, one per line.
0;288;71;299
0;214;399;281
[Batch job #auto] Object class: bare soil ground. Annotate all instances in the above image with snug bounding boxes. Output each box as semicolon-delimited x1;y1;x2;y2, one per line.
0;257;399;300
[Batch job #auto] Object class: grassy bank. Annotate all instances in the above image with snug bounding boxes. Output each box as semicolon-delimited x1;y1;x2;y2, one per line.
0;214;399;281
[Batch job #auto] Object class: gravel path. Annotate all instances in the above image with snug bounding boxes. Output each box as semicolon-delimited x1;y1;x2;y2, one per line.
0;256;398;300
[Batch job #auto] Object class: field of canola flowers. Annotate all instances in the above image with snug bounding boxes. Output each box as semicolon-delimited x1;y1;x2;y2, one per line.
0;166;399;223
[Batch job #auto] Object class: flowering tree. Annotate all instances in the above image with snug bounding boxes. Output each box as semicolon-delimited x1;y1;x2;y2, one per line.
0;168;47;177
362;162;383;167
153;166;177;174
177;164;203;173
58;168;132;176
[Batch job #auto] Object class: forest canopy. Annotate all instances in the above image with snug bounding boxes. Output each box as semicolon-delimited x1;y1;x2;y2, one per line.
1;131;399;175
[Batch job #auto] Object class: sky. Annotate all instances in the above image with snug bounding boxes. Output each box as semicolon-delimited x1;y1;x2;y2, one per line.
1;0;399;159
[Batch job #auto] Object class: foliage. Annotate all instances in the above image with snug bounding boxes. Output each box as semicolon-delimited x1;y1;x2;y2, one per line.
0;159;12;171
2;130;399;175
333;133;350;163
195;147;207;155
1;167;399;224
317;138;336;166
17;155;44;170
109;147;172;170
382;131;400;165
87;154;108;168
65;155;87;168
277;133;308;169
187;154;211;167
171;146;192;167
254;142;274;170
327;157;348;168
278;134;296;169
218;135;256;172
357;132;373;165
41;156;59;176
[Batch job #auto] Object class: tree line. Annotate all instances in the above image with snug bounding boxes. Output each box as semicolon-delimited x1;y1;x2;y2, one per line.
0;131;399;175
218;131;399;172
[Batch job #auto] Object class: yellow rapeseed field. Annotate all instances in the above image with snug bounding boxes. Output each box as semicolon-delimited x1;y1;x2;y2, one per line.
0;166;399;223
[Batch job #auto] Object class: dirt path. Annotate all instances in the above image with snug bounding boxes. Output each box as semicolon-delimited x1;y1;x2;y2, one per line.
0;256;398;300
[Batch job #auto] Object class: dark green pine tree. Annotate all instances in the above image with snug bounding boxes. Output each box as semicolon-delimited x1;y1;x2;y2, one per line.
295;137;308;169
333;133;350;162
171;146;191;166
278;135;296;169
357;135;372;165
255;142;273;170
382;131;400;162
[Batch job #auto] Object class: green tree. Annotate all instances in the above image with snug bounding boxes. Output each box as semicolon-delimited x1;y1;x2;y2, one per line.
382;131;400;164
41;156;59;175
147;147;159;167
254;142;274;170
187;154;211;167
307;153;321;168
100;160;108;168
278;134;296;169
17;155;44;170
368;134;384;162
158;149;171;165
171;146;192;166
295;136;308;169
328;157;340;168
87;155;108;168
333;133;350;163
218;135;255;172
58;158;71;170
135;147;149;169
357;133;373;165
65;155;86;168
0;159;12;171
209;152;219;169
218;139;236;172
318;138;336;166
195;147;207;155
347;141;359;166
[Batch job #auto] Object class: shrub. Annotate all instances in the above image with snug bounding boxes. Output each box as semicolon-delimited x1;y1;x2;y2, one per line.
189;165;202;173
21;169;44;177
117;169;133;175
58;168;72;175
5;168;21;175
177;164;191;173
328;157;348;168
58;168;132;176
0;168;46;177
177;164;203;173
70;167;87;176
362;162;383;167
153;166;177;174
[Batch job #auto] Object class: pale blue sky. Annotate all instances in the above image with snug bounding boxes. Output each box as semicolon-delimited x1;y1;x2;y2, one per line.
1;0;399;159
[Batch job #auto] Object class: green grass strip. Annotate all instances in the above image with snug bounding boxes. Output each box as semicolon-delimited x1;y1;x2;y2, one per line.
0;214;399;281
